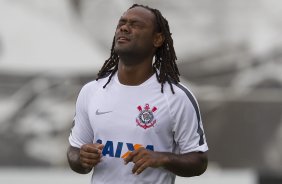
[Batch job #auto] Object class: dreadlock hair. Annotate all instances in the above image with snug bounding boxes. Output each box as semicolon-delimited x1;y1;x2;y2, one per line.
96;4;180;93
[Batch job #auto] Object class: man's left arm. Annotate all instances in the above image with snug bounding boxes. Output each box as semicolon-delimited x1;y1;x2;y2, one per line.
124;148;208;176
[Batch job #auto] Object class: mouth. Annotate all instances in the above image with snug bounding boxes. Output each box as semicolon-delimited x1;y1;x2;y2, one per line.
116;36;130;43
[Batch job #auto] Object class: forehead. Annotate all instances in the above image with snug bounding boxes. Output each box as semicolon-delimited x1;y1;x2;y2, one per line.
120;6;156;24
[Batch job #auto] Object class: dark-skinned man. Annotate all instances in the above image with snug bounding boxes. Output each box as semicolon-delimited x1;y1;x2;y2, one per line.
67;4;208;184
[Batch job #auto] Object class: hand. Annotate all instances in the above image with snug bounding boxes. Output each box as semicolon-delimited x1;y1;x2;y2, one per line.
80;143;104;169
123;147;167;175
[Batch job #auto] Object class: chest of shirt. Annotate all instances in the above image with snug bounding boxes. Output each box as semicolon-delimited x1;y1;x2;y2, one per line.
86;86;174;145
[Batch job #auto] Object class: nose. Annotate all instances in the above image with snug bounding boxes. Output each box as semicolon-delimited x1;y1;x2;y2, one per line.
119;23;129;33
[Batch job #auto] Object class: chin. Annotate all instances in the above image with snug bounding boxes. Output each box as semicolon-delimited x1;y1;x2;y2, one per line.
114;47;132;55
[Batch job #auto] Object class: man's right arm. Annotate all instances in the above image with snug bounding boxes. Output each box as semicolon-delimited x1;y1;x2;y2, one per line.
67;144;104;174
67;146;92;174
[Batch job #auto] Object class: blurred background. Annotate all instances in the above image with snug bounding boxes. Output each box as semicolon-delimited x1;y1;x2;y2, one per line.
0;0;282;183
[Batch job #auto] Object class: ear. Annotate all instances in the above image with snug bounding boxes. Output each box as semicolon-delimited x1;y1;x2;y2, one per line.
153;33;164;48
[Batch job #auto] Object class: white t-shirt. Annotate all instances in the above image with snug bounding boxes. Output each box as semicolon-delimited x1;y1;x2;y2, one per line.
69;72;208;184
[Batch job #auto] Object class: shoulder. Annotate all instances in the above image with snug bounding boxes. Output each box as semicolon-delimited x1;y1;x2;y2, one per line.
173;82;198;101
164;81;200;114
78;76;109;97
164;81;198;102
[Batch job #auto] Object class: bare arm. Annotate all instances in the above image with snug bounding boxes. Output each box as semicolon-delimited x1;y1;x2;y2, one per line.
161;151;208;177
124;148;208;177
67;144;104;174
67;146;91;174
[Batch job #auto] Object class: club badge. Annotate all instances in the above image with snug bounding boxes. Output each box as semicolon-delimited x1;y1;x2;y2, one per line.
136;104;157;129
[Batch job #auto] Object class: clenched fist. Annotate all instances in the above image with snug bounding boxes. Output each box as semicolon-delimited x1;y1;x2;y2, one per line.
80;143;104;169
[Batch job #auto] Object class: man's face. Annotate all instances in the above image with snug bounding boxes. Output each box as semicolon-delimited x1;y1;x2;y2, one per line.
114;7;157;59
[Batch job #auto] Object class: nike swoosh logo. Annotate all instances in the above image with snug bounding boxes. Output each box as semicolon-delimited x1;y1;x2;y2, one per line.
96;109;112;115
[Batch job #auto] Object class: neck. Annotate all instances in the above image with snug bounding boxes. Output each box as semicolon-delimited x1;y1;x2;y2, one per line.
117;57;154;86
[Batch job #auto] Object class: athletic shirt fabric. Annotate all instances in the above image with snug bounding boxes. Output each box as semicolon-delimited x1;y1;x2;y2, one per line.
69;72;208;184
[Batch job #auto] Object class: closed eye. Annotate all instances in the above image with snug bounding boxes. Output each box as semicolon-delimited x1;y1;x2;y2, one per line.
117;19;126;28
116;18;146;29
130;21;145;29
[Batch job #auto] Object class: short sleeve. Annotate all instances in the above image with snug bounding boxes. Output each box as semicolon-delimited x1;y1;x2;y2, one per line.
171;84;208;154
69;83;94;148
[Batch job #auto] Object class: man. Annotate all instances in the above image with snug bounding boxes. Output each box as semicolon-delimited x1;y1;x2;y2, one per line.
67;4;208;184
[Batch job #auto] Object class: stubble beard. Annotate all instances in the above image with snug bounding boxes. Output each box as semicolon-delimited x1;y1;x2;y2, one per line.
114;44;145;66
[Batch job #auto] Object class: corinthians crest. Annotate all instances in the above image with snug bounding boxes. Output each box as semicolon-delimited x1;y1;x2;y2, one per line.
136;104;157;129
